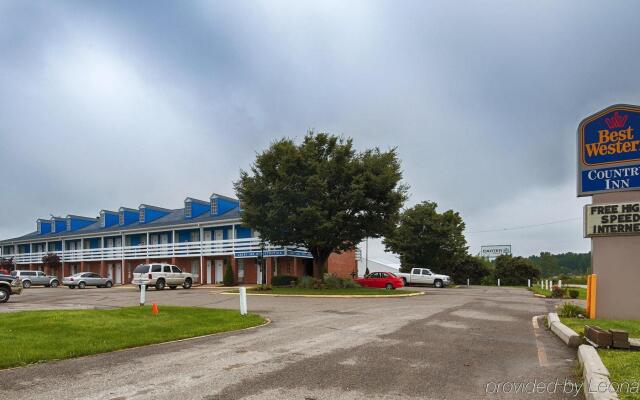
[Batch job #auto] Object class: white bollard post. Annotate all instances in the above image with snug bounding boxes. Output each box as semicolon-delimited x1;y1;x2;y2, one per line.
467;278;470;287
140;284;146;306
497;278;501;287
558;280;562;289
239;287;247;316
528;279;531;288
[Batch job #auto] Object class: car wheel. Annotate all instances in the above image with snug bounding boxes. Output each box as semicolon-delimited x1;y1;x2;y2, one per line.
50;280;60;288
434;280;443;288
22;280;31;289
169;286;177;290
0;287;10;303
105;281;113;288
69;285;75;289
155;279;165;290
183;278;192;289
78;282;86;289
385;283;393;290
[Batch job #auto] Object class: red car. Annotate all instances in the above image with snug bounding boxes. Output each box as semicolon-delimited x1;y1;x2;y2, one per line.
356;272;404;289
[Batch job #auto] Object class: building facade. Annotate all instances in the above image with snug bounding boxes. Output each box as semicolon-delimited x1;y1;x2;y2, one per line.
0;193;357;285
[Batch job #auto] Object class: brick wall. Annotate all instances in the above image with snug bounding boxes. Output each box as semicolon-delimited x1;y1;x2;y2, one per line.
327;250;357;278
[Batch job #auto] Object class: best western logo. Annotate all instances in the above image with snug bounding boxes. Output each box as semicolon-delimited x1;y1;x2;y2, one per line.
582;111;640;165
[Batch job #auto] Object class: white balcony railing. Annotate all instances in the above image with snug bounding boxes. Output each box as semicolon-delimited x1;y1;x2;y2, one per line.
2;238;312;264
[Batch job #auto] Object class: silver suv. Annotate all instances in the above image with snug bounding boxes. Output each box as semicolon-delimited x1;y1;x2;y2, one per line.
132;263;193;290
11;270;60;288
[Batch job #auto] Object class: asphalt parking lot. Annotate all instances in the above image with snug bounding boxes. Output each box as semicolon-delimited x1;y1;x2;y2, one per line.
0;286;582;400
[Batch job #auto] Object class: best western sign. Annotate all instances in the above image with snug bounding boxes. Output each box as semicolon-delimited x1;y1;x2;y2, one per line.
578;104;640;196
584;201;640;237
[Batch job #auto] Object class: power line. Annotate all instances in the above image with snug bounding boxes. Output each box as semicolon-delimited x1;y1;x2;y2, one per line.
466;217;581;234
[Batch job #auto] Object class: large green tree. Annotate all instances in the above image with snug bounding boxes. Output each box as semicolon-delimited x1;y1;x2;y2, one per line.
234;132;407;279
383;201;468;275
450;255;492;284
494;254;540;285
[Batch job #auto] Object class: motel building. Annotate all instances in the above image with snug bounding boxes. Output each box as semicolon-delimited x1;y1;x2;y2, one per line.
0;193;356;285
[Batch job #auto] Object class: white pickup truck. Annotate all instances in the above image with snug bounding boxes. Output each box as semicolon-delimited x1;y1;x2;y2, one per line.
397;267;451;288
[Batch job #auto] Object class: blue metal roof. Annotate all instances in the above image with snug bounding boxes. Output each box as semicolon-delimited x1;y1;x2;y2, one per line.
1;204;242;244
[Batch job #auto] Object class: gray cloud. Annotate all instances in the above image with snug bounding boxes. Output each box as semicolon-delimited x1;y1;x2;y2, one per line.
2;0;639;258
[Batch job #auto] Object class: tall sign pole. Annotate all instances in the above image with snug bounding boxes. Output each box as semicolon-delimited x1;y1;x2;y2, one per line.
578;104;640;319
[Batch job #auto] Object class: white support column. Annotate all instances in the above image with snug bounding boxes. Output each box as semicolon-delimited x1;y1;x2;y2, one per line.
199;226;205;284
121;233;125;285
172;230;176;256
232;224;236;253
146;232;150;258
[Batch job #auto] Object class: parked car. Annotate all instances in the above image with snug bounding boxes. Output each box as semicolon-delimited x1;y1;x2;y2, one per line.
0;274;23;303
63;272;113;289
397;267;451;288
132;263;193;290
11;270;60;288
355;272;404;289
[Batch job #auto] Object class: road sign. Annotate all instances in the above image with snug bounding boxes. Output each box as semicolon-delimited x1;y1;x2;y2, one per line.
480;245;511;258
578;104;640;196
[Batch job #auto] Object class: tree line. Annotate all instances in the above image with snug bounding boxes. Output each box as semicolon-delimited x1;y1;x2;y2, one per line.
234;131;588;284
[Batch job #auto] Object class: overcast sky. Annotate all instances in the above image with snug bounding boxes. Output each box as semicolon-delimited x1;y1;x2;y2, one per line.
2;0;639;261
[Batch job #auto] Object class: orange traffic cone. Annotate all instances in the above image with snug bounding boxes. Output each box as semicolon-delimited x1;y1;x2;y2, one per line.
152;303;159;315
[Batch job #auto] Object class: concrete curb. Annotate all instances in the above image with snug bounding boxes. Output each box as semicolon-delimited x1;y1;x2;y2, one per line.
218;291;425;298
578;344;619;400
547;313;582;348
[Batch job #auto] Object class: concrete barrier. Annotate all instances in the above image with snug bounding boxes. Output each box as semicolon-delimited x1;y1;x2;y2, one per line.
547;313;582;348
578;344;619;400
547;312;561;326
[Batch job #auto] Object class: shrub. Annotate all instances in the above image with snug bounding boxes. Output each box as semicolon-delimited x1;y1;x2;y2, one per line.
223;259;234;286
551;285;565;298
323;274;343;289
298;276;316;289
557;302;586;318
480;274;495;286
568;289;579;299
342;279;360;288
254;284;272;291
272;275;297;287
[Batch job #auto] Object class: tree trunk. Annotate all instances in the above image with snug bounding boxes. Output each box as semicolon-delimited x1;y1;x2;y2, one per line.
312;255;329;281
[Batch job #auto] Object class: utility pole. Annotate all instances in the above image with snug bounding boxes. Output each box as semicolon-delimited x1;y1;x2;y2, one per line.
365;237;369;276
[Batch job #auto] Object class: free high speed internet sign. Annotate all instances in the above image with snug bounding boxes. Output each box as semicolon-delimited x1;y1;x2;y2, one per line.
584;201;640;237
578;104;640;196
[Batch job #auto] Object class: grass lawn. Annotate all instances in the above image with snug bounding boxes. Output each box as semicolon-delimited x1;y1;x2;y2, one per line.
1;306;265;369
561;317;640;400
529;286;586;300
243;287;416;296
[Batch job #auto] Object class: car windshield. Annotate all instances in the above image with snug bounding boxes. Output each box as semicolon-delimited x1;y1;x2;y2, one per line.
388;273;397;277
